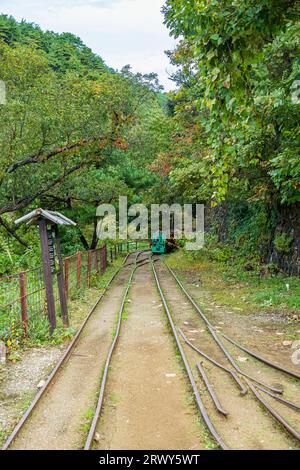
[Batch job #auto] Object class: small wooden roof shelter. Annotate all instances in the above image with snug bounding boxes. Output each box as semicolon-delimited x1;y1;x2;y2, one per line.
14;208;75;333
15;208;77;227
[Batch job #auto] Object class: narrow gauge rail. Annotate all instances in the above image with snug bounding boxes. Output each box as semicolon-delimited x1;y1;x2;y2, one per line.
151;259;228;450
3;253;299;451
152;259;300;450
2;250;151;451
85;252;230;451
84;250;153;449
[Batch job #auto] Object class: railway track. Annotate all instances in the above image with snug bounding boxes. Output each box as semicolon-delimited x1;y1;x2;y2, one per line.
2;253;299;450
152;260;300;450
2;249;151;451
84;250;153;449
151;259;228;450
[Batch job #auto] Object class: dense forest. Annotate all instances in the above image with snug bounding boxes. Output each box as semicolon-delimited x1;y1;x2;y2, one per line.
0;1;300;276
161;0;300;275
0;14;173;273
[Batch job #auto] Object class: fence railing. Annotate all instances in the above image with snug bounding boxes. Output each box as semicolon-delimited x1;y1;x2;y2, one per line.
0;240;147;341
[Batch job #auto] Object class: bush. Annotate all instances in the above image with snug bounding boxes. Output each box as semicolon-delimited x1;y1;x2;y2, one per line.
274;232;293;253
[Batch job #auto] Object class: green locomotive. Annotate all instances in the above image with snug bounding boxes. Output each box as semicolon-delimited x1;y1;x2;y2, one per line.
151;232;167;254
151;232;178;254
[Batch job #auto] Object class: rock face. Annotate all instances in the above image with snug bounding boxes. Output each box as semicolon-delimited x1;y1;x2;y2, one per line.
0;341;6;365
268;203;300;276
205;203;228;242
206;202;300;277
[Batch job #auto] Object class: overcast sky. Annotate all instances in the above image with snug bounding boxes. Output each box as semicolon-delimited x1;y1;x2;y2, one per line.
0;0;177;91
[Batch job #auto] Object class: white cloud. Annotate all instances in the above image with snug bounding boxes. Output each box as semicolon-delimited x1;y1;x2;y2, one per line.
0;0;177;90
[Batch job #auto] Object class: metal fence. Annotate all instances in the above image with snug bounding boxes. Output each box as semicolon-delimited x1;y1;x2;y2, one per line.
0;241;144;341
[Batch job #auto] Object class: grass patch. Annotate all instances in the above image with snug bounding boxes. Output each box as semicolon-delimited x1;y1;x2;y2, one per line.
79;406;95;434
166;248;300;318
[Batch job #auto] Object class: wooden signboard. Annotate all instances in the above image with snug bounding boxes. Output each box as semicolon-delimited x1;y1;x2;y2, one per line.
47;228;58;275
15;209;76;334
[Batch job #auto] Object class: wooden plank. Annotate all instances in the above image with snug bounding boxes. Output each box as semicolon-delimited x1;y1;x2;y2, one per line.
55;226;69;327
77;251;81;287
87;250;92;288
19;272;28;338
38;219;56;334
64;257;70;300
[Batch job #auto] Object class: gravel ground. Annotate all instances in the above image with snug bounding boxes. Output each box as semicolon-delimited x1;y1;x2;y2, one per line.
0;346;63;444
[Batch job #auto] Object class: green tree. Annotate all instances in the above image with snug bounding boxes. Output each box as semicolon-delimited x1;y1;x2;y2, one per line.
163;0;300;206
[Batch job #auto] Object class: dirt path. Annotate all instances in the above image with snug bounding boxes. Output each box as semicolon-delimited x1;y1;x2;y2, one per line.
9;266;132;450
94;263;204;450
155;262;299;450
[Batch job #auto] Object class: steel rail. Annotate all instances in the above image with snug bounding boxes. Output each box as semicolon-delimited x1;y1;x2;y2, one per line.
208;322;283;394
163;262;300;444
245;379;300;442
221;333;300;381
135;249;151;262
151;260;229;450
125;255;151;268
2;250;140;451
254;384;300;412
180;329;300;413
179;329;248;396
165;264;283;395
196;362;229;417
84;252;151;449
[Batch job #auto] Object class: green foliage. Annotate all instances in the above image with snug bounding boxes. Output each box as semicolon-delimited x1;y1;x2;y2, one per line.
274;232;294;253
0;16;174;350
0;315;23;350
0;15;107;74
226;202;275;257
162;0;300;207
0;15;172;270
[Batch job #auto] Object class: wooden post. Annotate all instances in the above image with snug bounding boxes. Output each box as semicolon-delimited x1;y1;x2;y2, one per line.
38;219;56;334
98;249;101;272
110;247;113;263
101;246;107;272
77;251;81;287
87;251;92;288
19;272;28;338
95;250;99;272
55;227;69;327
104;245;107;271
64;257;70;300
